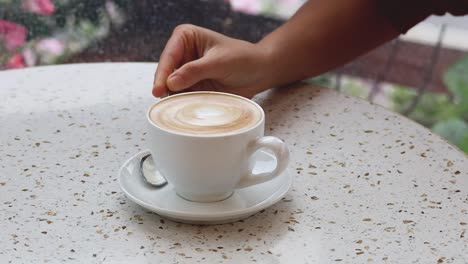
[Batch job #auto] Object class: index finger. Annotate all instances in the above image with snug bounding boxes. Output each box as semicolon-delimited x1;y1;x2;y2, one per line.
152;29;187;97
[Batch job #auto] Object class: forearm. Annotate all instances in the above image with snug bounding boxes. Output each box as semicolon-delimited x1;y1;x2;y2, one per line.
257;0;400;87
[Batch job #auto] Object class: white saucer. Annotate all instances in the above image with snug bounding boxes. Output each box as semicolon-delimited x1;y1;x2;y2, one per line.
118;150;292;225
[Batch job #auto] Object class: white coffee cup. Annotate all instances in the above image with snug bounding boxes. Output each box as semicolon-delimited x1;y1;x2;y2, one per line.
147;92;289;202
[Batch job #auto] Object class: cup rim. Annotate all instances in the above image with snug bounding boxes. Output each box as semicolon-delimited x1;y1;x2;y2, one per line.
147;91;265;138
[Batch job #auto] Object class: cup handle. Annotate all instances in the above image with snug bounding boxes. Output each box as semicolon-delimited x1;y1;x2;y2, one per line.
237;136;289;189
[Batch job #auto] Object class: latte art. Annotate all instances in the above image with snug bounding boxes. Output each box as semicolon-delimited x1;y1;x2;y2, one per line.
177;103;243;127
150;93;262;135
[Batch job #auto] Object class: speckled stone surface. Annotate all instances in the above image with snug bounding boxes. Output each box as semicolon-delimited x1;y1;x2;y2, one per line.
1;63;466;264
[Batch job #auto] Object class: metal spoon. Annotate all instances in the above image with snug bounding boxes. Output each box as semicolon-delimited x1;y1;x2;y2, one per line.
140;154;167;187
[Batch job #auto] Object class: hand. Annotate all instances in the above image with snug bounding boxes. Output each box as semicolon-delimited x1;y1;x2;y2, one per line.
152;24;271;98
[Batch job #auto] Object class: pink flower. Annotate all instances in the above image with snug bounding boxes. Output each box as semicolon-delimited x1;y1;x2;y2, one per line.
6;53;26;69
37;38;65;56
0;20;28;51
280;0;304;5
277;0;304;17
23;0;56;16
22;48;37;66
229;0;262;15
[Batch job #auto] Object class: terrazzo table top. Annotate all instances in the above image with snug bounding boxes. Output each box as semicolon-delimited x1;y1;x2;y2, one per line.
1;63;467;263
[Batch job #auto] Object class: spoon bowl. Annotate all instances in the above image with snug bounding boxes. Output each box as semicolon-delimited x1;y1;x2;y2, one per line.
140;154;167;187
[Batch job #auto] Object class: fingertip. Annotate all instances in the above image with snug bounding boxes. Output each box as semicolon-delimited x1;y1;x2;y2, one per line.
153;66;172;97
152;85;166;97
152;88;159;97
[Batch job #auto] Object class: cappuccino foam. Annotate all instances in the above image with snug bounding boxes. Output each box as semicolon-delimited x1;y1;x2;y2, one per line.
150;93;262;135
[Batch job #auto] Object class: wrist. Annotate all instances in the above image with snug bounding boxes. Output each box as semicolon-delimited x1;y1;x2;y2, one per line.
253;41;278;90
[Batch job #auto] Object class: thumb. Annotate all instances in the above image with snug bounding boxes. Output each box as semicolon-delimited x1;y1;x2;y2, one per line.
166;57;216;92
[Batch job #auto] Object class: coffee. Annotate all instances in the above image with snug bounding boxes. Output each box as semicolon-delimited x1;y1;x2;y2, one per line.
150;92;263;135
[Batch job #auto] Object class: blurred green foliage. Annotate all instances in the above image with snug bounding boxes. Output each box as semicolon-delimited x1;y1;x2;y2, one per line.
305;74;332;87
1;0;132;65
392;56;468;153
340;79;367;98
1;0;132;37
